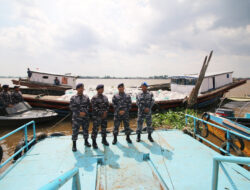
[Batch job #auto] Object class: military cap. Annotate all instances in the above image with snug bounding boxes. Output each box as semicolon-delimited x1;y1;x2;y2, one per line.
76;83;84;89
2;84;9;89
96;84;104;90
141;82;148;87
14;85;20;89
117;83;124;88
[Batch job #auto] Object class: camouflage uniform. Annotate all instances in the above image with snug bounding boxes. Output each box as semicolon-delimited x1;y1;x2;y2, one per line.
91;94;109;139
11;91;24;104
0;91;12;108
136;91;155;134
69;94;90;141
112;92;132;135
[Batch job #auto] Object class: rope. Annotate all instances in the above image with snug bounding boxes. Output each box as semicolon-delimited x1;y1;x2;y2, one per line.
156;132;175;190
48;112;71;131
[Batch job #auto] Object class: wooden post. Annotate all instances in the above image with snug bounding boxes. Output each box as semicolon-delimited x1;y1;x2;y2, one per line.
187;51;213;108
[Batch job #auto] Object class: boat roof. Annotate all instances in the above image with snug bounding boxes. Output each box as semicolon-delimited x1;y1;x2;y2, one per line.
171;71;234;79
30;70;78;78
0;130;248;190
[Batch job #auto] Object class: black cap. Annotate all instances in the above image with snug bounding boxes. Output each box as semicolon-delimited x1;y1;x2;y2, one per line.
2;84;9;89
118;83;124;88
76;83;84;89
14;85;20;89
96;84;104;90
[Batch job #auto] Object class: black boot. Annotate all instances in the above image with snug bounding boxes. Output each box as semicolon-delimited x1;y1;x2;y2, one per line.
72;140;77;152
112;135;117;145
126;134;132;143
136;134;141;142
148;133;154;142
102;137;109;146
92;138;98;149
85;139;91;147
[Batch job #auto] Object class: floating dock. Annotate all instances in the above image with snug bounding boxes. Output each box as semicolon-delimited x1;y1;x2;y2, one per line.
0;130;249;190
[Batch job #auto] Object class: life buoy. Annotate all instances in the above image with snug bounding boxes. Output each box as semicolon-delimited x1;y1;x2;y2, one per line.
13;141;25;161
50;132;65;137
224;134;245;151
220;141;244;156
196;120;209;138
35;132;48;141
0;145;3;163
201;112;210;121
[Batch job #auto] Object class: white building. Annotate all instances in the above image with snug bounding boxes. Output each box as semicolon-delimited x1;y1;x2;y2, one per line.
170;71;233;95
29;71;77;88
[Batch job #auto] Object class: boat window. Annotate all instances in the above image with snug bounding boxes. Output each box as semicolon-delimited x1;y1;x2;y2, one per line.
171;78;196;85
227;74;229;78
5;102;29;115
43;76;49;79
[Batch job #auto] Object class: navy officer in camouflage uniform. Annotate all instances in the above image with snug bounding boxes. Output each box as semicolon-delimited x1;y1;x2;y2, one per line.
91;84;109;149
136;82;154;142
0;85;13;108
69;83;91;152
112;83;132;144
11;86;24;104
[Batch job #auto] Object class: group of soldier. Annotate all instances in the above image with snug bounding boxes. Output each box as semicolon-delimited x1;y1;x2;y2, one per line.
69;82;155;151
0;85;23;108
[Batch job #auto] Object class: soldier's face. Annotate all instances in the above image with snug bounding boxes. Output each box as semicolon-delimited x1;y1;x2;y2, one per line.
97;88;104;94
77;87;84;94
141;85;147;91
118;86;124;93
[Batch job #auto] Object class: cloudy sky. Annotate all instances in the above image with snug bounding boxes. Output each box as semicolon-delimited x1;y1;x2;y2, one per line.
0;0;249;77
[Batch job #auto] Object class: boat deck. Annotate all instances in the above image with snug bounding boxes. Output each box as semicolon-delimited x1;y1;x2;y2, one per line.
0;130;249;190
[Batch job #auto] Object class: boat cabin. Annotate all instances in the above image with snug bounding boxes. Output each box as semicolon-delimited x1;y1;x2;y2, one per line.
29;71;77;88
171;71;233;94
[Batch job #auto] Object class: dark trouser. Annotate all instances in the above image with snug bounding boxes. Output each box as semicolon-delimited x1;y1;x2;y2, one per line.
113;114;131;136
91;115;107;139
72;118;89;141
136;112;153;134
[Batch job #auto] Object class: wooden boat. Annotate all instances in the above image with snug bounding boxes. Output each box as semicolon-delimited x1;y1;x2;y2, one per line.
215;98;250;126
199;112;250;157
0;102;58;127
21;79;247;116
148;82;170;91
12;70;77;91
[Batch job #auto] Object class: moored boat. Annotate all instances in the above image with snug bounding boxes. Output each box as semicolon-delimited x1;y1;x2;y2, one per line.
22;79;247;116
197;112;250;157
0;102;58;127
12;70;77;91
0;121;249;189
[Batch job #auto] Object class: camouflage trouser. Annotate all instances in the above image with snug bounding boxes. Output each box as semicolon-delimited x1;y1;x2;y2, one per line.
72;118;89;141
91;115;107;139
113;113;131;136
136;112;153;134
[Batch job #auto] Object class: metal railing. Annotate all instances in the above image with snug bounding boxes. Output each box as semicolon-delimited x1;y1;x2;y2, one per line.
0;120;36;168
143;153;169;190
211;156;250;190
39;167;81;190
185;114;250;155
39;157;104;190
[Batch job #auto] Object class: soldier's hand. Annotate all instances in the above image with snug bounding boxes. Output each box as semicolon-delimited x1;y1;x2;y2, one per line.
119;110;125;115
144;108;150;113
102;111;107;119
8;104;14;108
79;112;86;117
